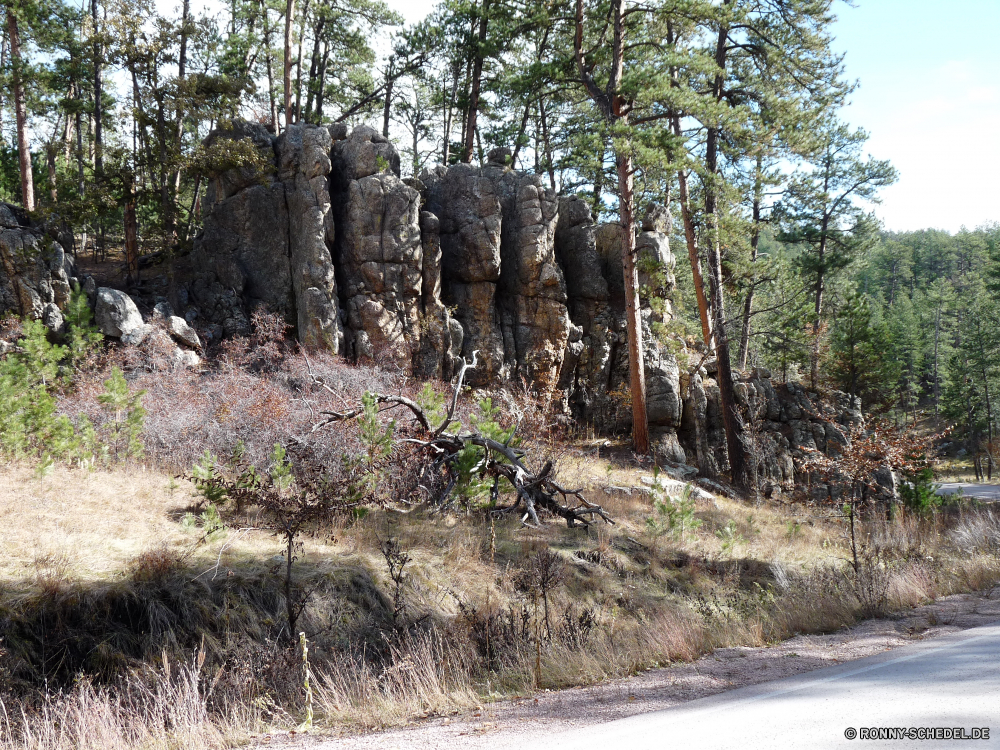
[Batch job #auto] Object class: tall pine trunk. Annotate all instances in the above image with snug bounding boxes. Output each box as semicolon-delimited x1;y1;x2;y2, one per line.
704;7;752;491
462;0;489;163
616;149;649;453
7;9;35;211
283;0;294;128
738;153;764;369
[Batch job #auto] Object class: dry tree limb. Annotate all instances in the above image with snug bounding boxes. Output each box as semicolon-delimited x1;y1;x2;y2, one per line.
313;353;613;528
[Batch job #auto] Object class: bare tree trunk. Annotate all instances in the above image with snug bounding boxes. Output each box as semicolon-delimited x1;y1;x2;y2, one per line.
283;0;295;128
262;0;278;130
462;0;489;163
573;0;649;453
91;0;103;178
539;99;555;190
704;7;751;492
738;152;764;369
617;150;649;453
124;174;139;286
671;119;712;349
304;16;323;122
0;8;6;133
75;105;84;194
932;301;941;420
315;40;329;121
92;0;106;259
7;9;35;211
293;0;308;122
382;57;395;139
591;140;604;217
509;103;531;168
442;62;460;165
171;0;190;216
45;143;58;203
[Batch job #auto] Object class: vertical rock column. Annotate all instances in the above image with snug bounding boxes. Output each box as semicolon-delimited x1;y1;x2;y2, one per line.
277;124;343;352
422;163;506;386
487;152;569;393
330;126;423;368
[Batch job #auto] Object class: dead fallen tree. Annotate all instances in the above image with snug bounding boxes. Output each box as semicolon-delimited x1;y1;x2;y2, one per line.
310;352;614;528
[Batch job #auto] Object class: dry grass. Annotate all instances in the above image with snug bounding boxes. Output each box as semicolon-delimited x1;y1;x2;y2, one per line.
4;437;1000;745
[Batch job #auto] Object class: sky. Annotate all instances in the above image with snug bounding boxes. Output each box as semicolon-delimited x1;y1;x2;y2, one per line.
379;0;1000;234
828;0;1000;233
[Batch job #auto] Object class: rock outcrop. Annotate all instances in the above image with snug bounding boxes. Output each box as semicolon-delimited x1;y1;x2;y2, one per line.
192;121;342;351
330;126;424;368
20;120;862;492
0;202;76;330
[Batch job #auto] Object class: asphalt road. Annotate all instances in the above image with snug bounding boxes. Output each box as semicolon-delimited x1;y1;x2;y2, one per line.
525;622;1000;750
937;483;1000;503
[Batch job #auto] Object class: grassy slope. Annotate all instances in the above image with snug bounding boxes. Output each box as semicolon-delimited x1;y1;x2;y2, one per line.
2;450;999;746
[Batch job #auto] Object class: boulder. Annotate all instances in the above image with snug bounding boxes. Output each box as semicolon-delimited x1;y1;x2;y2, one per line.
166;315;201;349
95;288;144;339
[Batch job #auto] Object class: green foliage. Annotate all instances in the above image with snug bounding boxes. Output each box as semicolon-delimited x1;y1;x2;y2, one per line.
827;292;898;407
416;382;449;430
359;391;395;470
64;284;103;366
269;442;294;492
98;367;147;461
191;450;229;505
0;319;76;461
716;520;746;559
454;397;521;505
185;135;275;181
645;475;702;550
899;466;941;517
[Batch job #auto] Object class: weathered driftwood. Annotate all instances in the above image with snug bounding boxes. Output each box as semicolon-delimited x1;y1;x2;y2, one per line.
311;352;614;528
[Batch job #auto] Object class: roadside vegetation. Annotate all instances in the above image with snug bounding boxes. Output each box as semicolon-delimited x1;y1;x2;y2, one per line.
2;312;999;750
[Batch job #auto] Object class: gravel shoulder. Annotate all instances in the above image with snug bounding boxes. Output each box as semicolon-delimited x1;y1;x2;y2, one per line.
248;587;1000;750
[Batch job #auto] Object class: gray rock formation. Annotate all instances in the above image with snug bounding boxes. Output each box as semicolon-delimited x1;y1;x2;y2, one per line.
0;203;75;327
183;122;873;493
95;288;145;339
422;163;506;386
192;121;342;351
331;126;423;368
421;153;571;391
277;124;341;350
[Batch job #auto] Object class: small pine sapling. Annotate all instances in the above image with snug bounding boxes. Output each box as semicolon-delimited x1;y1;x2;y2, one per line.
98;367;146;461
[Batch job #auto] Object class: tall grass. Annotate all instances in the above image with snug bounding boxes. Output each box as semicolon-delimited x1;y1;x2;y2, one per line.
0;660;249;750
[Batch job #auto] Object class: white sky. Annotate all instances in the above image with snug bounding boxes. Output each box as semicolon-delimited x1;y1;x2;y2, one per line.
823;0;999;233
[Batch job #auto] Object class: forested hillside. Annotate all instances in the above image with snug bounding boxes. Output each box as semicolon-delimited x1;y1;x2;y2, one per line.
712;224;1000;476
3;1;1000;745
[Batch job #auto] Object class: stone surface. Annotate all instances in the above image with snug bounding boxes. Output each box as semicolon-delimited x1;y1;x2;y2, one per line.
277;124;342;351
193;121;341;351
184;127;878;495
333;156;422;366
95;288;145;339
0;203;75;322
166;315;201;349
422;163;505;385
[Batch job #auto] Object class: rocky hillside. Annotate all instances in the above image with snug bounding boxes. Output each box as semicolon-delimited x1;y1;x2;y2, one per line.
0;122;871;494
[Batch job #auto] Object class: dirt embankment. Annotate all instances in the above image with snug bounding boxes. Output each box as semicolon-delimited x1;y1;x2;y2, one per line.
258;588;1000;750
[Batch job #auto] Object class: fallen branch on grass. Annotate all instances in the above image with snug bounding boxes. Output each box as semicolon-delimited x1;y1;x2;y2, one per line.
312;352;614;529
